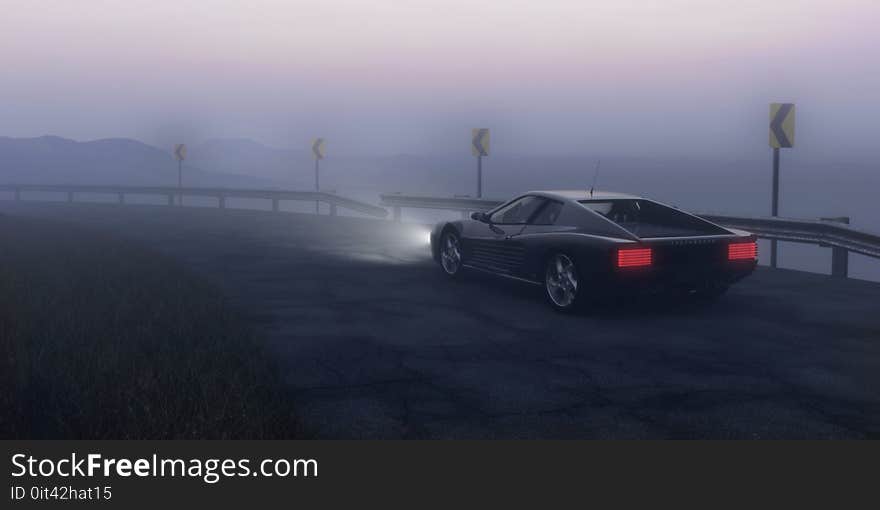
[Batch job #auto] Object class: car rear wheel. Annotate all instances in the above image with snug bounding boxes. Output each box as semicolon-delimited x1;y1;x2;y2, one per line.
544;253;581;312
439;230;463;277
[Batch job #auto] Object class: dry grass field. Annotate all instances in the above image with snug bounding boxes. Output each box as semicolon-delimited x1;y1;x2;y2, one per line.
0;213;299;438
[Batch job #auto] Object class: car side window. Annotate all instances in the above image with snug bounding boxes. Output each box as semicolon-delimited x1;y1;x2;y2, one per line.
529;200;563;225
489;196;546;224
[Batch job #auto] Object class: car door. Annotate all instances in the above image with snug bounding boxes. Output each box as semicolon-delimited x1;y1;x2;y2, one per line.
465;195;548;274
516;199;571;280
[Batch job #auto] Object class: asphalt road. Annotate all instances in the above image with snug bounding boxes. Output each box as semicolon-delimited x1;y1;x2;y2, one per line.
3;201;880;438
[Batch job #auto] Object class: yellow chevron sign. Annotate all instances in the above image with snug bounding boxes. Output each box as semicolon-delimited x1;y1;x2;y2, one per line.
471;128;490;157
769;103;795;148
311;138;326;160
173;144;187;161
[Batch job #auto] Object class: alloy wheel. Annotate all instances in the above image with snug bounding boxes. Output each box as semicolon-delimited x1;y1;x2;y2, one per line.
546;254;579;308
440;232;462;275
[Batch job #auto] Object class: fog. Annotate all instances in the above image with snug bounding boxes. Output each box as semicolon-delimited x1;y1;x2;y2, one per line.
1;1;879;160
1;0;878;280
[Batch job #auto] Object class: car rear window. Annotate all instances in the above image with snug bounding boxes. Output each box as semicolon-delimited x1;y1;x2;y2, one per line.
578;199;727;238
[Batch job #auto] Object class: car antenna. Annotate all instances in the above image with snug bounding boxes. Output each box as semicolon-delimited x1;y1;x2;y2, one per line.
589;159;601;198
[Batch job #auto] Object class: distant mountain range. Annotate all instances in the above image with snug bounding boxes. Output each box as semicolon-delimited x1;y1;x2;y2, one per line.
0;135;531;194
0;135;290;188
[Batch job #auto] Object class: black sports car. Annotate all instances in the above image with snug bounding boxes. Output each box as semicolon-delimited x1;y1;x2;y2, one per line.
430;190;757;311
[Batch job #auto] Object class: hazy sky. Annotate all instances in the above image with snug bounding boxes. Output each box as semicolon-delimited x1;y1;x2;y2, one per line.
1;0;878;158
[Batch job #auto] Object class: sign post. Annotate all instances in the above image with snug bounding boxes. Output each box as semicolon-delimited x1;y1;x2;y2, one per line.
471;128;490;197
173;144;187;206
768;103;795;268
311;138;326;214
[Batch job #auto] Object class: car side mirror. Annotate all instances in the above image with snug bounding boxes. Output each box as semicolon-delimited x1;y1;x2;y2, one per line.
471;212;488;222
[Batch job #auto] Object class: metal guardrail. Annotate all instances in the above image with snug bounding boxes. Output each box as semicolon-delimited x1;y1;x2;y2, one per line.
697;213;879;257
697;213;880;278
381;194;502;217
380;193;880;278
380;193;502;221
0;183;388;218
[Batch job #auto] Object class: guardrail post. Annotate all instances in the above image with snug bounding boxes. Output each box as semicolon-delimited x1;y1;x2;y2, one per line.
822;217;851;278
393;206;401;222
831;247;849;278
272;198;279;212
117;193;124;205
461;210;469;220
330;202;337;216
166;194;174;206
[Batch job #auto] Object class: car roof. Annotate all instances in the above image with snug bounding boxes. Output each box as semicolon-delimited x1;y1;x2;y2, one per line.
526;190;642;201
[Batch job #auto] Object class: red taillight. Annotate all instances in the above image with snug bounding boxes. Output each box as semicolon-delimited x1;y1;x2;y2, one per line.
728;241;757;261
617;248;652;268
